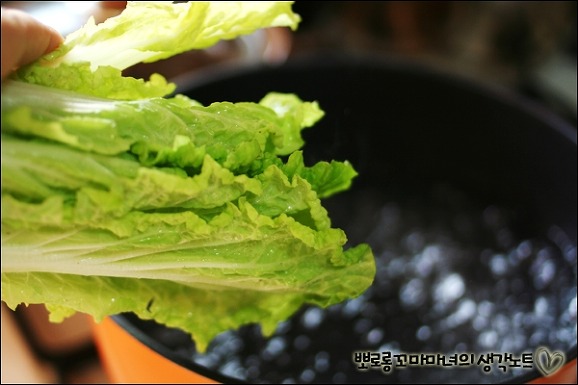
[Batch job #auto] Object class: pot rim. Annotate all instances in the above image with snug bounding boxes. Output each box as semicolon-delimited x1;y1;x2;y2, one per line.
111;313;577;384
175;51;577;146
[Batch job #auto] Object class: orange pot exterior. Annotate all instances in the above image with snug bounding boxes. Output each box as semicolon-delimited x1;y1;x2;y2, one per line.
93;317;576;384
92;317;218;384
528;359;577;384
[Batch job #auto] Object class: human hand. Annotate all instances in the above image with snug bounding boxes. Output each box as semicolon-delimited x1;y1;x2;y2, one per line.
1;7;63;80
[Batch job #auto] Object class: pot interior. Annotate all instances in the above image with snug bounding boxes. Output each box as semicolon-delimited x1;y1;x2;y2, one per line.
114;54;577;384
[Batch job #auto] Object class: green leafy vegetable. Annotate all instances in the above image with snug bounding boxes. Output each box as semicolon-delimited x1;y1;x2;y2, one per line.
12;1;301;99
1;1;375;352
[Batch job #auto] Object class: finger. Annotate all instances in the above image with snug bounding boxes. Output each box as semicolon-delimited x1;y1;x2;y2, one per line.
1;8;64;80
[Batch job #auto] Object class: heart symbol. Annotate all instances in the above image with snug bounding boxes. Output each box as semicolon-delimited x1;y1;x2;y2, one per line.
534;347;566;377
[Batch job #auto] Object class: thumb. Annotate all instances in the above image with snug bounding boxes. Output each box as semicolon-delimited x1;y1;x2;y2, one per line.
1;8;63;80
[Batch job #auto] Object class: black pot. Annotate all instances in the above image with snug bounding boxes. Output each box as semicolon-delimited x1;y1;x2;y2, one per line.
112;53;577;384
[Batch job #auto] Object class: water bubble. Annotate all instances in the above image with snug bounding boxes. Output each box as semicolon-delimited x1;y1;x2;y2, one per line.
354;318;373;334
434;273;465;304
413;245;441;276
378;342;400;355
366;328;384;345
532;258;556;290
293;335;310;351
243;354;260;367
478;330;498;349
500;332;526;351
529;329;548;346
455;342;468;352
221;359;245;379
512;311;525;328
386;257;406;278
405;231;425;253
423;244;442;260
477;301;495;317
490;254;509;276
342;296;365;318
212;332;243;356
400;278;426;309
446;299;476;327
523;313;536;328
416;325;431;341
534;296;549;316
556;328;572;344
301;307;324;330
263;336;286;358
299;368;315;383
245;365;260;380
492;313;510;334
568;296;577;319
516;240;533;260
276;320;292;334
563;245;576;263
194;352;219;369
314;351;330;373
472;315;489;332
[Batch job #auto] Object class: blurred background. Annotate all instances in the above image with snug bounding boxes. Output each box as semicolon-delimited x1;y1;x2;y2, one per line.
1;1;576;383
291;1;577;124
